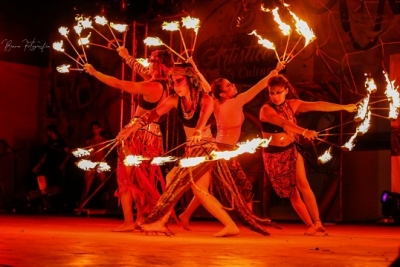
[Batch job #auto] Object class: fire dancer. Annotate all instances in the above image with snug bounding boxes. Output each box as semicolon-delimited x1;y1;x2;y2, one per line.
178;59;286;230
259;74;356;235
83;50;174;232
117;63;272;237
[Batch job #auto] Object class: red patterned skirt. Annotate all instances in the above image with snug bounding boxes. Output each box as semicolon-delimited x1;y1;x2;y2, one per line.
262;143;298;198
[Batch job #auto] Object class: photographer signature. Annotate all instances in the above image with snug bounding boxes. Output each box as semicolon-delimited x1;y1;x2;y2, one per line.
1;38;50;52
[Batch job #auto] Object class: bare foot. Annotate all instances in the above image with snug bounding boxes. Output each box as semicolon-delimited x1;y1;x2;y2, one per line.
112;222;136;232
304;224;317;236
315;220;326;233
178;213;191;231
212;224;240;237
140;222;169;233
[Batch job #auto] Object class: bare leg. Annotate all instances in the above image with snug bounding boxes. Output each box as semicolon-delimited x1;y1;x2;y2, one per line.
192;171;239;237
81;171;95;206
179;196;201;230
289;188;316;235
112;191;136;232
113;166;135;232
296;154;325;233
140;167;178;233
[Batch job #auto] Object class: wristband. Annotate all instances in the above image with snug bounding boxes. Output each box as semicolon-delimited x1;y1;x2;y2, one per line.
302;129;308;137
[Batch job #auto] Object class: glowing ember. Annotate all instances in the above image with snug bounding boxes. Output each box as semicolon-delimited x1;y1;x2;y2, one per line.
52;41;64;51
249;30;276;50
124;155;149;166
94;15;108;25
151;156;178;165
96;162;111;172
58;27;69;37
136;58;150;68
260;4;271;12
110;23;128;33
144;36;163;46
162;21;180;31
271;8;291;36
357;110;371;135
78;33;91;45
318;147;333;164
181;16;200;33
72;148;93;157
288;11;316;46
76;159;97;170
341;132;358;151
179;156;208;168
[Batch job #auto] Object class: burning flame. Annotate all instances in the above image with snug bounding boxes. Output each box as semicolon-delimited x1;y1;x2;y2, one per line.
354;95;370;122
151;156;178;165
288;11;316;46
136;58;150;68
123;155;149;166
162;21;180;31
341;131;358;151
271;8;291;36
78;17;93;29
58;27;69;37
76;159;97;170
74;24;83;35
181;16;200;33
52;41;64;51
96;162;111;172
144;37;163;46
383;71;400;119
365;75;377;94
78;33;92;45
357;109;371;135
318;147;333;164
110;23;128;33
56;64;71;73
179;156;208;168
94;15;108;26
72;148;93;157
249;30;276;50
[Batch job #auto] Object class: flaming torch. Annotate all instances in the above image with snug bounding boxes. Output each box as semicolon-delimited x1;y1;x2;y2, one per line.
58;27;86;64
52;41;84;67
144;36;186;60
383;71;400;120
248;30;280;61
285;11;316;63
162;21;189;59
73;24;88;62
56;64;83;73
123;155;149;166
181;16;201;55
269;7;292;61
94;16;121;47
318;147;333;164
78;16;118;49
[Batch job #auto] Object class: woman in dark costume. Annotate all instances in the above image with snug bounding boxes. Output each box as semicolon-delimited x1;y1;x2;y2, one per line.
259;74;356;235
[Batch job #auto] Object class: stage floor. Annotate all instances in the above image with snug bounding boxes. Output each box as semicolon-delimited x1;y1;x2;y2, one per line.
1;215;399;267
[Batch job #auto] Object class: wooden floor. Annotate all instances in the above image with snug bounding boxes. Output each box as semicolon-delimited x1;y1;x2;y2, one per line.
1;214;399;267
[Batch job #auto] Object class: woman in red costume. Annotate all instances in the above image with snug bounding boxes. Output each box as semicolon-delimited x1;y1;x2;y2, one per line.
84;50;174;231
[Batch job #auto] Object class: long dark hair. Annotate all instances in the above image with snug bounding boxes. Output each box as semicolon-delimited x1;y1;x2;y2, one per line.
266;74;299;101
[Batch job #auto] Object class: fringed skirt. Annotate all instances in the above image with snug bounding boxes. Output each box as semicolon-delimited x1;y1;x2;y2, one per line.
262;143;298;198
115;123;165;214
145;129;271;236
